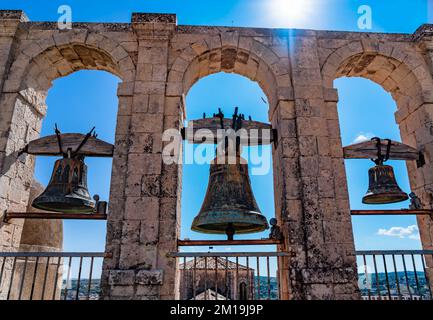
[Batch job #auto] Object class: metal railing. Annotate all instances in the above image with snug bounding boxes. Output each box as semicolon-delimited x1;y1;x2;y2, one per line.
170;252;288;300
2;250;432;300
355;250;433;300
0;252;105;300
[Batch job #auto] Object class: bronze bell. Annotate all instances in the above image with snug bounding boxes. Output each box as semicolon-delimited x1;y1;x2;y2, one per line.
362;164;408;204
32;157;95;213
191;153;269;240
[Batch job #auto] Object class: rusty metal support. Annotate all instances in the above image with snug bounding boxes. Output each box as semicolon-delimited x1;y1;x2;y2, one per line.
3;211;108;223
177;239;282;246
351;209;433;216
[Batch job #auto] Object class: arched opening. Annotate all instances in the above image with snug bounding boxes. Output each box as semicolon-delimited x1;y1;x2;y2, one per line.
1;38;131;300
335;77;421;250
322;46;433;298
33;70;120;252
12;70;120;300
239;281;248;300
181;72;275;243
168;35;291;300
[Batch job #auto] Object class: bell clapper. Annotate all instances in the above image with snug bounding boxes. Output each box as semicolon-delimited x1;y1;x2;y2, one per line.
226;223;235;241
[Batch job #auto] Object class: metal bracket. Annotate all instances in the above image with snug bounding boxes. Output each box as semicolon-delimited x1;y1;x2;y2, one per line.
416;151;426;168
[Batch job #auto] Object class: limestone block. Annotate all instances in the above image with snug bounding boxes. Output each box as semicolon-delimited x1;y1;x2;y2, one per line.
136;63;153;81
136;270;163;285
127;154;162;175
134;81;165;95
125;196;160;221
131;113;163;133
108;270;136;286
121;220;141;243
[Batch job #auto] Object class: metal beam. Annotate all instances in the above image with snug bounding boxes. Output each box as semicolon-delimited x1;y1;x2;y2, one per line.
177;239;282;246
351;209;433;216
3;211;108;222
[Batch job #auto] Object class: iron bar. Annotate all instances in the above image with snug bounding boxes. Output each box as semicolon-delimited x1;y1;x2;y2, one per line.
266;256;271;300
372;255;381;300
204;257;208;301
183;257;186;299
225;257;229;300
177;239;282;247
411;254;422;299
391;254;402;300
235;256;239;300
29;256;39;300
362;254;371;300
420;254;432;299
256;257;261;300
246;257;250;300
170;252;290;258
214;257;218;301
64;257;72;300
351;209;433;216
193;257;197;301
0;252;106;258
75;256;83;300
18;257;29;300
41;257;50;300
87;257;94;300
52;257;61;300
7;257;17;300
402;255;412;300
3;212;108;222
0;257;6;287
382;255;392;300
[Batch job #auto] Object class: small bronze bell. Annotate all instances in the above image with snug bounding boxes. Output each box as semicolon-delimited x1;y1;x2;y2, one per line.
191;153;269;239
362;164;408;204
361;137;408;204
32;157;95;213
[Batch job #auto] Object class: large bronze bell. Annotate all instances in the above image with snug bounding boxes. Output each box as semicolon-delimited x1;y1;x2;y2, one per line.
362;164;408;204
191;153;269;239
32;157;95;213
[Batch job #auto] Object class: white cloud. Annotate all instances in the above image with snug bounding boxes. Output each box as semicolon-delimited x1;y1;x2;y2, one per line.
377;225;420;240
352;132;375;144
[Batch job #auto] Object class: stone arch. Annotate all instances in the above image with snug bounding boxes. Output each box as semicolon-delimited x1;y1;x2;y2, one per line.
0;31;134;257
6;32;135;93
320;39;433;279
321;40;433;119
167;36;292;115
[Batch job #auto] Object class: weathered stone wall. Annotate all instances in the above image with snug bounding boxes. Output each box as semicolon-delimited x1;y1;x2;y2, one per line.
0;9;433;300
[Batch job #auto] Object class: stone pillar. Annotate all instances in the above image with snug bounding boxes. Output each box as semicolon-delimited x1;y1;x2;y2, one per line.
0;10;46;300
394;36;433;290
101;13;180;300
273;32;359;299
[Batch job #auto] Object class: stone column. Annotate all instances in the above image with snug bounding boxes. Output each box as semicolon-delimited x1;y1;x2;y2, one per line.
0;10;47;300
274;32;359;299
393;35;433;290
101;13;180;300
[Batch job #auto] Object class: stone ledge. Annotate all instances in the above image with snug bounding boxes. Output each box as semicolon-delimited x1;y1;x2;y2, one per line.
0;10;29;22
413;24;433;41
131;13;176;24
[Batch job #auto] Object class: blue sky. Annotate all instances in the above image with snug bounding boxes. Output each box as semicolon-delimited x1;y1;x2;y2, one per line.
1;1;430;255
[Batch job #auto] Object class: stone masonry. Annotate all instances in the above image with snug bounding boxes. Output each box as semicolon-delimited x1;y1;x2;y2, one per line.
1;10;433;300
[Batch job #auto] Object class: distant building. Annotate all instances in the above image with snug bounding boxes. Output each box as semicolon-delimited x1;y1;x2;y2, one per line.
179;257;255;300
